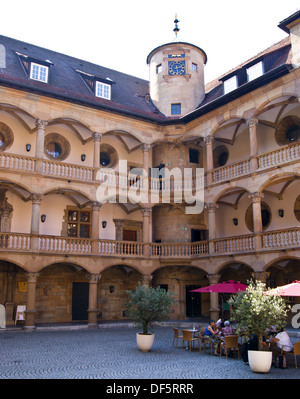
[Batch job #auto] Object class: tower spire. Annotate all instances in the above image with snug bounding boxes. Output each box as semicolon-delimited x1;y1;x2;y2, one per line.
173;14;180;40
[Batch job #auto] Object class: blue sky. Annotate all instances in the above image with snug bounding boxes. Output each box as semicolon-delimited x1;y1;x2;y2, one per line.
1;1;299;83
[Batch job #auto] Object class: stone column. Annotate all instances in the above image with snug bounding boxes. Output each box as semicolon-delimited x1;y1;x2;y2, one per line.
249;192;264;250
35;119;48;173
141;207;152;257
91;201;101;253
247;118;258;171
30;194;43;251
24;272;39;331
87;273;101;328
204;136;214;185
205;203;218;254
207;273;221;322
252;271;270;284
142;144;151;192
141;274;153;287
92;132;102;180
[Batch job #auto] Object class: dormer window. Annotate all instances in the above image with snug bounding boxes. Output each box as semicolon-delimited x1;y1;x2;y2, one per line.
247;61;263;82
224;75;237;94
95;81;111;100
30;62;49;83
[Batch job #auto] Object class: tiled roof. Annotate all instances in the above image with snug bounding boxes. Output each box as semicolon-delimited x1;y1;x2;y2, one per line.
0;34;293;124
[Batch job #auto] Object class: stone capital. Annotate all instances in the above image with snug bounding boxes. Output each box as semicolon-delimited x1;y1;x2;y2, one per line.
92;132;103;142
248;192;264;203
205;202;219;212
142;144;151;152
27;272;39;283
207;273;221;285
90;201;102;210
30;194;43;204
86;273;101;283
35;119;48;130
204;136;214;145
246;118;258;128
141;208;152;217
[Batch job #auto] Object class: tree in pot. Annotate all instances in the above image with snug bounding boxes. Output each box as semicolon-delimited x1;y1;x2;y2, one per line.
126;282;175;352
228;279;290;373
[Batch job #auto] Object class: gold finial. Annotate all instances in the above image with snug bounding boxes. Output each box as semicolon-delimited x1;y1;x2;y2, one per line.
173;14;180;39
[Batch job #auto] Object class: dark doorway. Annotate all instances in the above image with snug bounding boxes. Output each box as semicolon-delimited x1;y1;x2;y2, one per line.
186;285;202;317
191;229;208;242
72;282;89;321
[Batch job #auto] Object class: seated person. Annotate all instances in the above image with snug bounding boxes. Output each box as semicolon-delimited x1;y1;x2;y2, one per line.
270;329;294;362
221;320;234;336
205;320;219;355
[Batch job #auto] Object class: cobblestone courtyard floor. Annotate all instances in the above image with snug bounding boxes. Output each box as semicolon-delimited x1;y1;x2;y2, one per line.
0;326;299;381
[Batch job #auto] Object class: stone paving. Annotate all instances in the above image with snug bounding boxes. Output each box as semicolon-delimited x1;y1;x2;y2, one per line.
0;326;299;380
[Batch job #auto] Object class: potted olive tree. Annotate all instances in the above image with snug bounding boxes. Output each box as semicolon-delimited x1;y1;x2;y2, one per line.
126;282;175;352
229;279;290;373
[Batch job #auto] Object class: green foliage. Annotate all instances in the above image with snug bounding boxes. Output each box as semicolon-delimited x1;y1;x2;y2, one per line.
126;282;175;334
229;280;290;350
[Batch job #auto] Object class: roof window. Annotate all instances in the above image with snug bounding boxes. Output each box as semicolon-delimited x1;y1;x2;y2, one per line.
247;61;263;82
95;81;111;100
224;75;237;94
30;62;49;83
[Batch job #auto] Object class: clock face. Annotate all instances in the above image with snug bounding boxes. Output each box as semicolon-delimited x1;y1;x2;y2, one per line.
168;60;186;76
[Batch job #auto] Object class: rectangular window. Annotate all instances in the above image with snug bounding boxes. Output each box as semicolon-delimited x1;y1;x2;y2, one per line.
192;63;197;72
224;75;237;94
30;62;48;83
67;209;91;238
247;61;263;82
171;103;181;115
156;64;162;74
95;81;111;100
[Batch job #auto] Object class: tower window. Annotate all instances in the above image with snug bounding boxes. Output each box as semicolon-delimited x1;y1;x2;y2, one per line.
171;103;181;115
156;64;162;74
192;63;197;72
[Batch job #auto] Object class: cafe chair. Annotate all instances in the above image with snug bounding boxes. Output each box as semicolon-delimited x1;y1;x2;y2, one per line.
172;328;183;348
223;335;240;359
199;327;207;352
282;342;300;368
181;330;201;352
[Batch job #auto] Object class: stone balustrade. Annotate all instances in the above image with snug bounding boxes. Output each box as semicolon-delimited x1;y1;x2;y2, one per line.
0;227;298;258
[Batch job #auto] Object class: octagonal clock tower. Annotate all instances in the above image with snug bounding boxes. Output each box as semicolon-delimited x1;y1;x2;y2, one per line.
146;16;207;117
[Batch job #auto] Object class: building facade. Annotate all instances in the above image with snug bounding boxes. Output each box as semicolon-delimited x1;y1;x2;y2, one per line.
0;11;299;329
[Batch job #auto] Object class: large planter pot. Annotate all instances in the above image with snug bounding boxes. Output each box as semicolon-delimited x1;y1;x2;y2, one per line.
248;350;272;373
136;333;155;352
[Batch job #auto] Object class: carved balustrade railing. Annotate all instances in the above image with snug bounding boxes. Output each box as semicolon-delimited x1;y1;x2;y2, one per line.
0;228;298;257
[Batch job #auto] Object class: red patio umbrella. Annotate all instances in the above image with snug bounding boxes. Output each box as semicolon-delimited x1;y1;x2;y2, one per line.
264;280;300;296
190;280;248;294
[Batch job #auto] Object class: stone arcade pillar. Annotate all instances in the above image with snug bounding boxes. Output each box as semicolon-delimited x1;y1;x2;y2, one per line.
91;201;101;253
87;273;101;328
249;192;264;251
30;194;43;251
205;203;218;254
252;271;270;284
24;272;39;331
141;274;153;287
92;132;102;180
35;119;48;173
207;273;221;322
247;118;259;171
141;207;152;257
204;136;214;185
